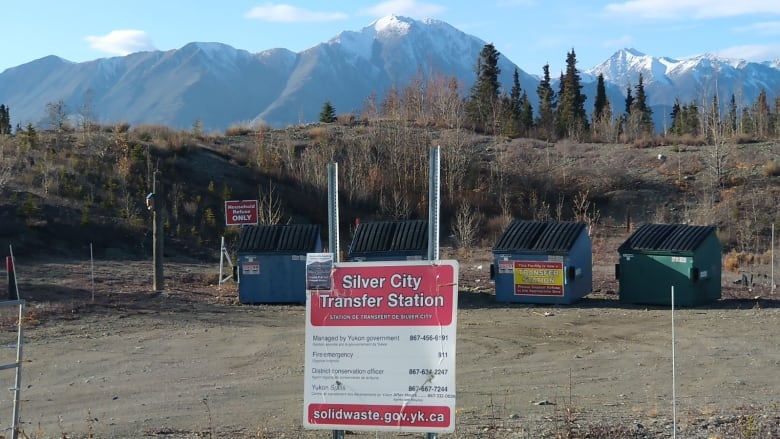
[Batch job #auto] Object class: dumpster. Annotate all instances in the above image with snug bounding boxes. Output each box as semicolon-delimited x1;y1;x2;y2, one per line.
237;224;322;304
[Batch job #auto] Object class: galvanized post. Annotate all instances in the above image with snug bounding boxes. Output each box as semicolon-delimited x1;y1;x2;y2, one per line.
428;146;440;261
327;162;343;439
671;286;677;439
328;163;340;262
426;147;441;439
153;169;164;292
10;301;24;439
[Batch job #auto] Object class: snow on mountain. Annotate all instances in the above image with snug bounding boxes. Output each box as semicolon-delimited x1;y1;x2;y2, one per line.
2;17;780;131
586;48;780;129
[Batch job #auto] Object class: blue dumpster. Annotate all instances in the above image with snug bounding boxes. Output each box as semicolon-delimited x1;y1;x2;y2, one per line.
237;224;322;304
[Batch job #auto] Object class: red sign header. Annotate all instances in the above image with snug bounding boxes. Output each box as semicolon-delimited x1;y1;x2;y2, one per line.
309;264;456;327
225;200;259;226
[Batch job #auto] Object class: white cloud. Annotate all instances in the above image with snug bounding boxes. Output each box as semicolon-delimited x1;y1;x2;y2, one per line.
245;3;348;22
733;21;780;35
359;0;446;18
716;44;780;62
605;0;780;20
85;30;155;56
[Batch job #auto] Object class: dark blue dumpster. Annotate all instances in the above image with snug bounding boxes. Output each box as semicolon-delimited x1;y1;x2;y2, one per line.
491;220;592;304
347;220;428;262
237;224;322;304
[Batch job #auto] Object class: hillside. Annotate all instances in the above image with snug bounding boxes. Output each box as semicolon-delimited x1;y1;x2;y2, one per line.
1;121;779;268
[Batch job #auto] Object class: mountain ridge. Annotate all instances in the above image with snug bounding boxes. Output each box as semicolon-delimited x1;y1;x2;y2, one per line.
1;17;778;131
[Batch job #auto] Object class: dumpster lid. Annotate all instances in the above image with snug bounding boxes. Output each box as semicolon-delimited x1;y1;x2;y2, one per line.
349;220;428;254
493;220;586;253
619;223;716;253
238;224;320;252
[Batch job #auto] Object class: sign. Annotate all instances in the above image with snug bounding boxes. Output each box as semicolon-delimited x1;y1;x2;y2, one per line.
242;260;260;275
303;259;458;433
306;253;333;290
513;260;564;296
224;200;259;226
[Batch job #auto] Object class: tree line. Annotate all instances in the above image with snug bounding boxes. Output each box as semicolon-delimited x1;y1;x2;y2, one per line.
317;43;780;145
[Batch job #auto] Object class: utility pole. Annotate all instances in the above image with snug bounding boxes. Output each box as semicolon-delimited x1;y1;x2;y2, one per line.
153;169;164;292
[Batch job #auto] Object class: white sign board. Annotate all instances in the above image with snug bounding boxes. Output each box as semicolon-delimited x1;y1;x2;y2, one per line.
303;259;458;433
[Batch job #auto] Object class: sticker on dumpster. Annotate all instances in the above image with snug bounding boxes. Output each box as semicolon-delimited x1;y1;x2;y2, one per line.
243;261;260;275
513;261;564;296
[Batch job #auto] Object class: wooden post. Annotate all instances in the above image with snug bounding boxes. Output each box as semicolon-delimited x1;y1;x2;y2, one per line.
153;170;164;292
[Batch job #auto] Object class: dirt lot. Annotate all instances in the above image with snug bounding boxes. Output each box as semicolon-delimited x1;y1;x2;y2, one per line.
2;252;779;439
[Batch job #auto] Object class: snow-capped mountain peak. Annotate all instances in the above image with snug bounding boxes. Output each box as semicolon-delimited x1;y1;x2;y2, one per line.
373;14;413;35
1;16;780;131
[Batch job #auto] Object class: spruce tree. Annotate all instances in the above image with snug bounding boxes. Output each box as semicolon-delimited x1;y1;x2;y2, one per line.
624;85;634;116
536;64;556;141
631;73;653;134
502;67;523;137
727;94;738;135
509;68;522;122
0;105;10;135
556;49;589;139
466;43;501;133
670;99;682;136
591;74;612;140
319;101;336;123
519;92;534;134
592;74;608;123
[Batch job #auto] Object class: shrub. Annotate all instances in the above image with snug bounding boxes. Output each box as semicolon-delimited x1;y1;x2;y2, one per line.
225;124;253;137
762;160;780;177
631;135;659;148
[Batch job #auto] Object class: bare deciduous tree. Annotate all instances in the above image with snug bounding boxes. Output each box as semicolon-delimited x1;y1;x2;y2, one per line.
451;201;482;249
0;135;17;190
258;181;284;225
572;189;601;235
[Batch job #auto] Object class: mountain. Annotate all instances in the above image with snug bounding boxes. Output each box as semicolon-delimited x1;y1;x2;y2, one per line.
1;19;780;132
255;15;535;126
0;16;530;131
585;48;780;128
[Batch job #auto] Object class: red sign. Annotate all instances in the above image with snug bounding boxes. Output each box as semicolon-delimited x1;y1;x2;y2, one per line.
303;260;459;433
225;200;258;226
309;264;456;327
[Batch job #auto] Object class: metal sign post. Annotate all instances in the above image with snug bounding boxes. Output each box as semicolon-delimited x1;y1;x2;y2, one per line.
327;162;343;439
152;170;164;292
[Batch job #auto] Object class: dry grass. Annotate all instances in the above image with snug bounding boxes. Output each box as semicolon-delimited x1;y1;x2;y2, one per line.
762;160;780;177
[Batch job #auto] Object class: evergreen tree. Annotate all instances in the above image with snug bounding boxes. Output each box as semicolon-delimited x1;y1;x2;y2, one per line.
591;74;613;140
519;91;534;134
592;74;608;123
0;104;10;135
753;88;770;138
509;67;525;136
20;123;37;148
670;99;700;137
670;99;681;135
509;68;522;119
624;85;634;115
466;43;502;133
319;101;336;123
501;67;524;137
535;64;556;141
630;73;654;134
556;49;589;139
727;94;738;135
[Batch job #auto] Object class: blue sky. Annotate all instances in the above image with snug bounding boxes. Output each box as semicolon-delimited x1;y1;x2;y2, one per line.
3;0;780;75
